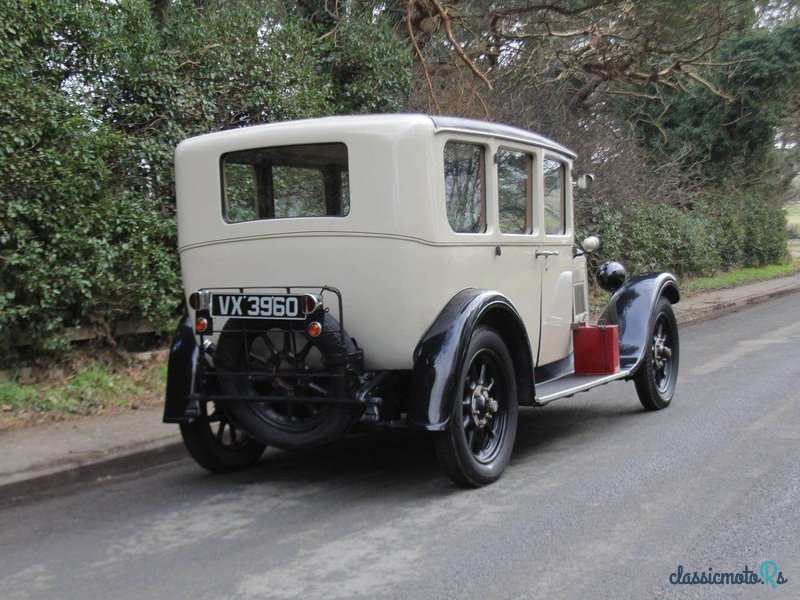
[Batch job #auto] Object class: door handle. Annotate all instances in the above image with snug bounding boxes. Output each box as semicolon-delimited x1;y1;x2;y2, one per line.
535;250;559;257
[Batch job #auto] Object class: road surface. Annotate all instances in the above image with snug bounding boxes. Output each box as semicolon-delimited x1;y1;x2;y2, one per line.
1;294;798;599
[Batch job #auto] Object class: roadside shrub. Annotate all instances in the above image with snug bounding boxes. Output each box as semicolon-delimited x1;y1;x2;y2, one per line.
702;188;787;267
576;184;786;285
0;0;412;362
578;199;720;279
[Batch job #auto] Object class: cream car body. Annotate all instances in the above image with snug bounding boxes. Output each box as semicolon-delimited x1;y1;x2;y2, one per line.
175;114;586;371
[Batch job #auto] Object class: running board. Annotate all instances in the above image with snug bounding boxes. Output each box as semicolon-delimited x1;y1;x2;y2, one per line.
534;369;632;406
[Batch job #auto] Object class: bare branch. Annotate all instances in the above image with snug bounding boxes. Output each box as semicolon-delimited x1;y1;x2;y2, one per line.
427;0;493;89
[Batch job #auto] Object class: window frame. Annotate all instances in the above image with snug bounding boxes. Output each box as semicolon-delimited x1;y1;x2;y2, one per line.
219;142;351;224
542;155;567;237
496;146;535;236
442;140;488;235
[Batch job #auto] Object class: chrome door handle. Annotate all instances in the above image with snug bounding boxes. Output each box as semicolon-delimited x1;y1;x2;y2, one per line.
535;250;559;257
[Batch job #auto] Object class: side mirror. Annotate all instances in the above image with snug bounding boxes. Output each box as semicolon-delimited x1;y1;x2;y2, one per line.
576;173;595;190
581;235;600;253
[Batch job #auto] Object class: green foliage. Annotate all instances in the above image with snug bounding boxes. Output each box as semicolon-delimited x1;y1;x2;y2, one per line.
318;13;412;114
580;200;720;277
682;261;799;296
578;189;787;280
627;18;800;181
0;361;160;416
0;0;411;360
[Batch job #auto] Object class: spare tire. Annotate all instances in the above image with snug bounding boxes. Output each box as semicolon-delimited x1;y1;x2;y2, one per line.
216;313;361;450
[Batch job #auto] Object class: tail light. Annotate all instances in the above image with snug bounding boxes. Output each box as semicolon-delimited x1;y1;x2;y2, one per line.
189;291;211;310
301;293;322;315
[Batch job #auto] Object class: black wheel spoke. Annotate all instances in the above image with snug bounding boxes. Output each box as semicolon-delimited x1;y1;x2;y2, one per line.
472;428;481;453
296;340;314;363
308;382;328;395
228;423;239;445
262;335;279;357
467;427;476;450
282;332;292;354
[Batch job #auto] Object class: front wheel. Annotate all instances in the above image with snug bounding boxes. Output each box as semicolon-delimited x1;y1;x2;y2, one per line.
633;296;679;410
434;327;518;488
180;402;266;473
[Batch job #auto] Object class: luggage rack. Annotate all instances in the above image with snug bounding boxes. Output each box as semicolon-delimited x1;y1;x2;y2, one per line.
193;285;365;407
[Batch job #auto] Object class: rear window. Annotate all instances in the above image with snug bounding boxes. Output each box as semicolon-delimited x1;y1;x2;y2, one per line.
222;143;350;222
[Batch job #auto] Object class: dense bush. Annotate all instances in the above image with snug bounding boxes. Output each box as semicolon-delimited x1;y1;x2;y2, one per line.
577;189;787;282
0;0;411;361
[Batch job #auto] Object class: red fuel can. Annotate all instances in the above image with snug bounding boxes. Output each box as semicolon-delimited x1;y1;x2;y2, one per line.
573;323;620;375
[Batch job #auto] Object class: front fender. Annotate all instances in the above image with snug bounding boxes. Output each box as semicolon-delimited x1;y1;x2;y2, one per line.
162;315;202;423
409;289;531;431
599;272;680;372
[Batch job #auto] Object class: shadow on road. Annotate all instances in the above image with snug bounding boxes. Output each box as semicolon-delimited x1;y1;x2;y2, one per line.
174;396;652;500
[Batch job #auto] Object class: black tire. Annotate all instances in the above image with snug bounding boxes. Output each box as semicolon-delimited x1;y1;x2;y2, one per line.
634;296;679;410
434;326;518;488
217;313;361;450
179;401;266;473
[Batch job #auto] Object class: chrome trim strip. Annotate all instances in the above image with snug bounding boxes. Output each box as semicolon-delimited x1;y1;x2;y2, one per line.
534;369;632;405
431;125;577;159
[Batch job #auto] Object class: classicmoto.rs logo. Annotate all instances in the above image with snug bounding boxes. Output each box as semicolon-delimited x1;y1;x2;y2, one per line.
668;561;788;589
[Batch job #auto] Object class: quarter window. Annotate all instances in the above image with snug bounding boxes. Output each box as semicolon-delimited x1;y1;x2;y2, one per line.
222;143;350;222
497;149;532;234
444;142;486;233
543;158;565;235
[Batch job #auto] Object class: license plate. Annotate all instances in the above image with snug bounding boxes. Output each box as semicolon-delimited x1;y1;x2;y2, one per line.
211;294;305;320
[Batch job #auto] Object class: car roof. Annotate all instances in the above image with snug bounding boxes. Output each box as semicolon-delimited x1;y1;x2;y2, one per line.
429;115;576;159
177;114;576;160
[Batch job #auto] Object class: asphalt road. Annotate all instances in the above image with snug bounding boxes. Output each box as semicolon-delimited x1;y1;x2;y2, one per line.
1;294;798;599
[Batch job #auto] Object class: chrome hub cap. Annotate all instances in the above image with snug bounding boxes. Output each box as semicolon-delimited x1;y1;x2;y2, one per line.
469;367;498;428
653;334;672;369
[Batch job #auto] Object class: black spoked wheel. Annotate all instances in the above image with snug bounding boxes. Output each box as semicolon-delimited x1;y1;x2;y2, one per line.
434;326;518;488
634;296;679;410
179;401;266;473
217;314;361;450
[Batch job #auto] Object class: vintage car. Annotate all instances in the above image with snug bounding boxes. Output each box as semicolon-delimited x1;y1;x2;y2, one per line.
164;114;680;487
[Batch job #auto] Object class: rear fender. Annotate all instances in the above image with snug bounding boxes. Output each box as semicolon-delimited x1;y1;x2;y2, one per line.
410;289;533;431
162;315;202;423
599;272;680;373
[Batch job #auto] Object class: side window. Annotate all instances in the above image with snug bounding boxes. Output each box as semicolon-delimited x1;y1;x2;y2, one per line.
497;149;532;234
543;158;565;235
444;142;486;233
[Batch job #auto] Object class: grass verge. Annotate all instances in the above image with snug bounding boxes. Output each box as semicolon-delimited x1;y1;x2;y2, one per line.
0;356;167;431
786;202;800;226
680;260;800;296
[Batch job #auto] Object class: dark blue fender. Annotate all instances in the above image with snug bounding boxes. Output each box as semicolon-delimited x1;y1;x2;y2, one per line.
409;289;534;431
599;272;680;372
162;315;202;423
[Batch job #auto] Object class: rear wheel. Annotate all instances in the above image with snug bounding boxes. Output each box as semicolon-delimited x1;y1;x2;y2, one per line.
179;402;266;473
217;314;361;450
634;296;679;410
434;327;518;487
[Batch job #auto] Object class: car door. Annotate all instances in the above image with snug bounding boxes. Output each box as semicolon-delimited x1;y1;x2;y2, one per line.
535;156;574;366
495;146;542;360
